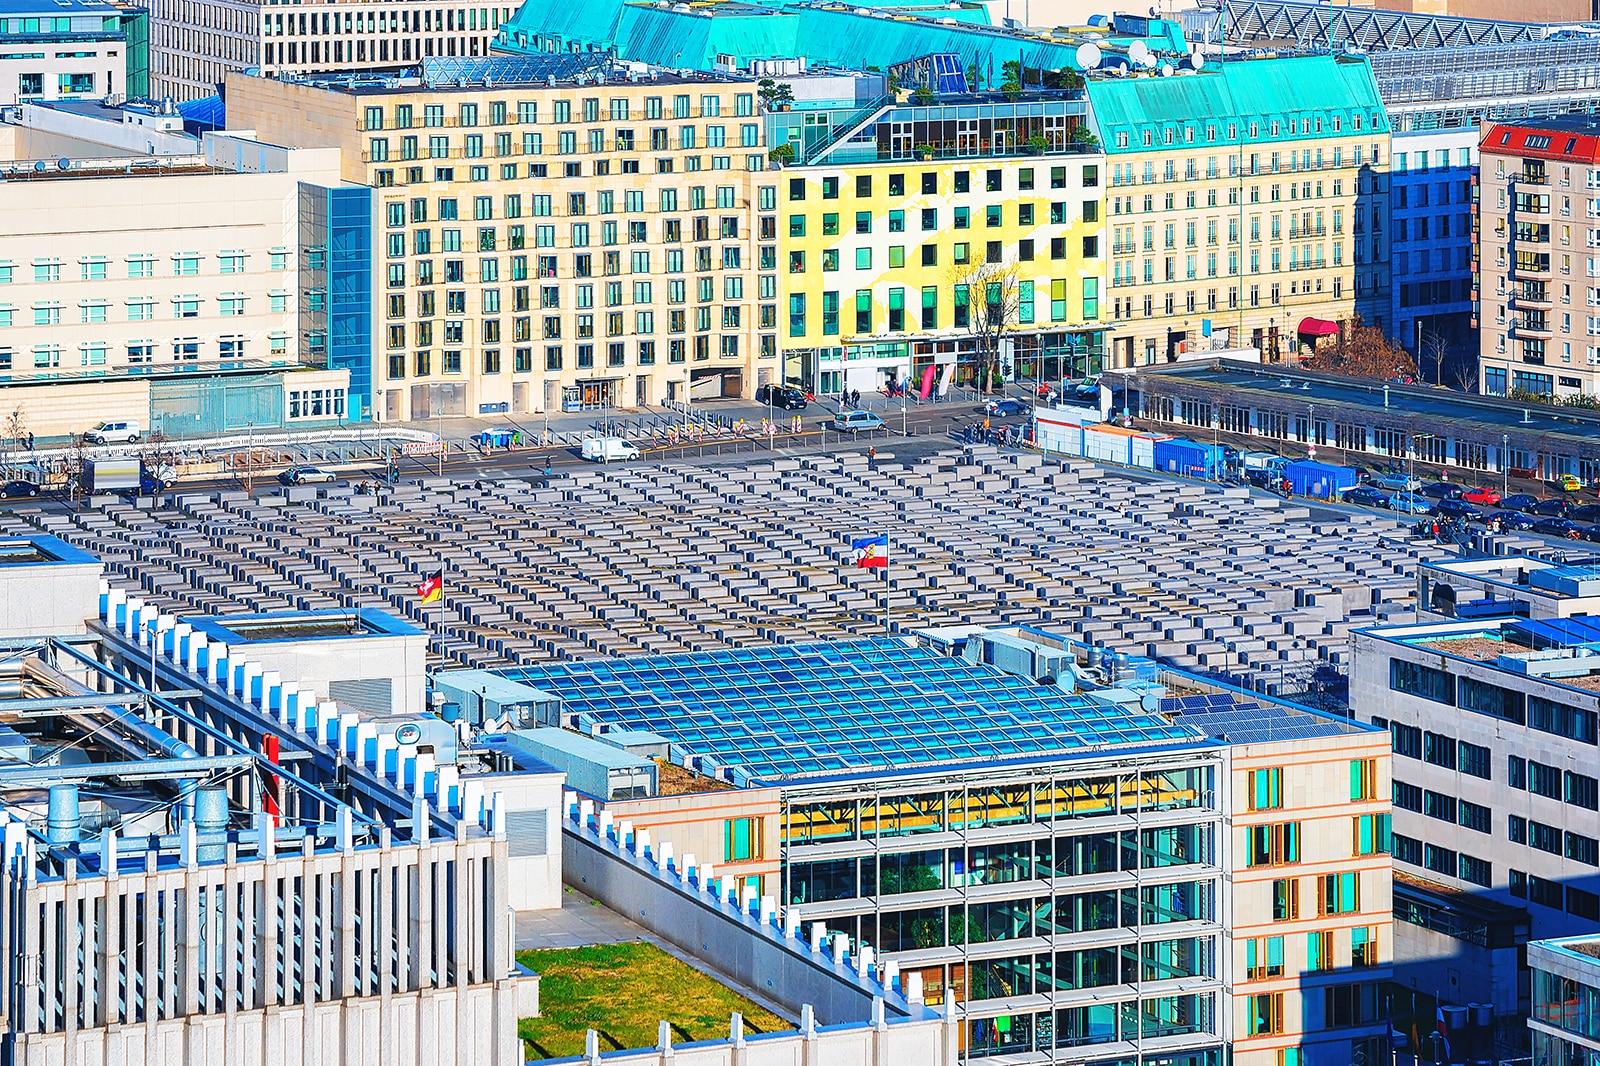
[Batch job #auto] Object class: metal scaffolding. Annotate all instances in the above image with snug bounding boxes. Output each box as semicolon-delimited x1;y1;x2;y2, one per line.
1184;0;1544;52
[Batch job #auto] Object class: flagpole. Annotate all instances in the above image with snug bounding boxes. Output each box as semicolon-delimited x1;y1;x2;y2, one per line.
884;534;891;637
437;557;445;673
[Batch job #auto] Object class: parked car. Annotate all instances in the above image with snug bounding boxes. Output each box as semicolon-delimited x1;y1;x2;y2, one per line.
833;410;887;432
278;466;337;485
1352;467;1374;483
0;480;41;498
1374;473;1422;492
579;437;641;463
1340;486;1392;508
1419;482;1464;500
1389;492;1433;514
1497;511;1539;531
1531;498;1572;517
1567;503;1600;523
1499;494;1542;513
83;420;140;444
1432;499;1480;519
1552;473;1583;493
1460;487;1502;506
1534;517;1584;538
754;384;807;410
984;398;1029;417
1580;524;1600;544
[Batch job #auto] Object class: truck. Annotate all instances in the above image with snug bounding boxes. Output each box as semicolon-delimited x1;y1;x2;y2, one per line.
579;436;640;463
83;458;176;496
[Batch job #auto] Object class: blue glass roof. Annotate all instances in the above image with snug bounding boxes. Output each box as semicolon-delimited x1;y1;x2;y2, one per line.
500;639;1202;784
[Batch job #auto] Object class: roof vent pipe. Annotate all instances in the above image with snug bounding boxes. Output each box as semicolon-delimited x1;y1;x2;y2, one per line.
47;784;80;844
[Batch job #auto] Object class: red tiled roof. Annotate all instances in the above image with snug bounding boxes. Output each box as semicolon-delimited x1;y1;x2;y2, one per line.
1481;122;1600;164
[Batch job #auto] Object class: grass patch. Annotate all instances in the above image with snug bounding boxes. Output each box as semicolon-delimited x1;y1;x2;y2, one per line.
516;941;789;1060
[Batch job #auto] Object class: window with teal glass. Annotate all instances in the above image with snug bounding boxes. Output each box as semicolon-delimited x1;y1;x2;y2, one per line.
1248;767;1282;810
725;817;759;861
1018;281;1034;324
856;247;872;270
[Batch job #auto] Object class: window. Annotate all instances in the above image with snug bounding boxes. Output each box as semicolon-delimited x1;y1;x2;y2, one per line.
1567;832;1599;866
1317;872;1360;915
1392;781;1421;812
1350;758;1376;800
725;818;760;861
1351;926;1378;968
1390;659;1452;703
1530;821;1562;855
1459;800;1491;834
1458;677;1524;724
1530;760;1562;801
1391;834;1422;866
1246;936;1283;979
1508;815;1527;844
1509;755;1526;790
1352;814;1389;855
1248;767;1282;810
1390;722;1421;760
1529;695;1599;744
1568;772;1600;811
1272;878;1299;921
1247;993;1283;1036
1423;791;1456;823
1423;732;1455;769
1458;854;1492;887
1459;741;1490;780
1247;822;1299;866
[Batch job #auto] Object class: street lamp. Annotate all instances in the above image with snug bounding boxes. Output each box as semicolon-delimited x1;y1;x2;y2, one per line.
1502;434;1510;497
1307;402;1316;461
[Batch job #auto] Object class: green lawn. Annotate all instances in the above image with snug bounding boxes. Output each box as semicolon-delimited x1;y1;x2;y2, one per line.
516;941;790;1060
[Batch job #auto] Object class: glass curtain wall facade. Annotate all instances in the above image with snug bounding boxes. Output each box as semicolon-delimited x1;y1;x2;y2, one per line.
781;757;1223;1063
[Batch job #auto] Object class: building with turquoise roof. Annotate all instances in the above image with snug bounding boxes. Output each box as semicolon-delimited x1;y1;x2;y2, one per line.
495;0;1190;78
1084;53;1392;367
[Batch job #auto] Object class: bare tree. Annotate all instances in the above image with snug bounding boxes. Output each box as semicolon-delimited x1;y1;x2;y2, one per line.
3;409;24;479
950;257;1021;395
1418;328;1450;387
1448;345;1480;394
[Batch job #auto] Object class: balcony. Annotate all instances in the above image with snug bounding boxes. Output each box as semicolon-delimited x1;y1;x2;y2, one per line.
1518;172;1550;186
1509;316;1553;338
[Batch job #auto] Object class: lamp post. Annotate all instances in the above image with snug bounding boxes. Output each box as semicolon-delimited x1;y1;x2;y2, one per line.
1502;434;1510;497
245;421;254;494
437;402;444;477
1307;402;1316;461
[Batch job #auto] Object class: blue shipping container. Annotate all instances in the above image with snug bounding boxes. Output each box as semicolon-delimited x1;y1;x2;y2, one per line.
1284;460;1358;499
1152;438;1225;479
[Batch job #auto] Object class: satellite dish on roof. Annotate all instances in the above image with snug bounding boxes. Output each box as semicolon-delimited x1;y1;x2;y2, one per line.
1128;40;1150;64
1160;63;1173;76
57;158;70;170
33;160;46;172
1189;50;1206;69
1075;42;1103;70
1141;52;1158;68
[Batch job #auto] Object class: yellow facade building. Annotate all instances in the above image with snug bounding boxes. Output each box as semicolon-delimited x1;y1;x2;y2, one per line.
227;58;776;422
1085;54;1390;368
770;95;1108;397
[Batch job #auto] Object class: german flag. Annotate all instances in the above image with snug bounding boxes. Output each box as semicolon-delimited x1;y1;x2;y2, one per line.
414;570;443;603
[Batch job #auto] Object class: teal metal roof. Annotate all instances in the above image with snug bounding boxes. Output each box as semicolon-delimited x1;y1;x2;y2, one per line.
498;0;1192;76
1085;54;1388;154
614;3;800;67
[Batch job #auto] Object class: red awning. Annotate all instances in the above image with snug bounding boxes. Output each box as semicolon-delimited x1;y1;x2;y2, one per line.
1297;317;1339;337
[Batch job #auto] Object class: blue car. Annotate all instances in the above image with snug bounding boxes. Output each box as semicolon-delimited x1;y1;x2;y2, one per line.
985;398;1029;417
1389;492;1432;515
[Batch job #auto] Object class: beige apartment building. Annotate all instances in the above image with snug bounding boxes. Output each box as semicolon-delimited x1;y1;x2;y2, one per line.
1477;115;1600;400
228;61;774;423
146;0;515;101
1086;55;1391;367
0;125;354;437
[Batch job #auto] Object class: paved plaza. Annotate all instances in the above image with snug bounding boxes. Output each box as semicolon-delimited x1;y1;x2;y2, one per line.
9;447;1458;694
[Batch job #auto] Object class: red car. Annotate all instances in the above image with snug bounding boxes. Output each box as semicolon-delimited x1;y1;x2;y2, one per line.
1461;487;1502;506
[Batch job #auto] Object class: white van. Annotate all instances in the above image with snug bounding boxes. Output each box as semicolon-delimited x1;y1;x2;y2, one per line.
580;436;640;463
85;420;140;444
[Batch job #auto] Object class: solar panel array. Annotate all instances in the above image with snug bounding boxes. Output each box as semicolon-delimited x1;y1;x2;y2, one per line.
505;639;1202;784
1160;691;1350;744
